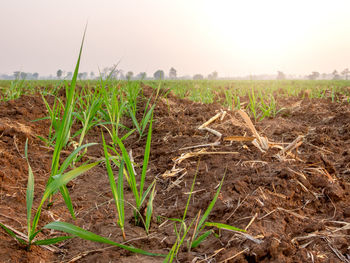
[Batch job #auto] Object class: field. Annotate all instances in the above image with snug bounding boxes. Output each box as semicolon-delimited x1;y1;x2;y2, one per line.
0;77;350;263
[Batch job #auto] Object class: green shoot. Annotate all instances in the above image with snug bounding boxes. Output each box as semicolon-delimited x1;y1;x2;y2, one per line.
115;113;154;226
44;221;165;257
102;132;126;239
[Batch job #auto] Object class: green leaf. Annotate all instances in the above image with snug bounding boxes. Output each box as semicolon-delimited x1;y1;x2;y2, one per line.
102;132;124;232
31;162;99;233
140;114;153;198
165;217;183;224
115;137;140;206
50;24;87;183
204;222;246;232
128;107;141;134
191;230;213;248
24;139;34;238
141;105;155;135
163;241;178;263
0;222;27;245
193;173;226;241
183;162;200;222
33;236;73;245
31;116;51;122
59;185;76;220
145;183;156;233
44;162;99;204
36;135;49;144
43;222;165;257
120;128;135;141
117;160;125;229
58;142;97;174
29;229;42;242
140;180;155;208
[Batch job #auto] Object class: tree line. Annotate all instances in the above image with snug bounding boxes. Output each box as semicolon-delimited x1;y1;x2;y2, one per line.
0;68;219;81
2;68;350;81
277;68;350;80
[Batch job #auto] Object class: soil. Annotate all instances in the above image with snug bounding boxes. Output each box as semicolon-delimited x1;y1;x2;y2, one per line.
1;86;350;262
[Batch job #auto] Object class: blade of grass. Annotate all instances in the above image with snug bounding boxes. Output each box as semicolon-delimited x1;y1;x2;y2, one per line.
102;132;125;238
204;222;246;232
191;172;226;247
115;137;140;206
145;183;156;233
0;222;27;245
140;114;153;199
24;139;34;238
30;162;99;241
190;230;213;249
44;222;166;257
33;236;73;245
48;25;88;220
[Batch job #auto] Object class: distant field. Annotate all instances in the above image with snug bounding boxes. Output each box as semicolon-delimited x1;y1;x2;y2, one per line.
1;79;349;121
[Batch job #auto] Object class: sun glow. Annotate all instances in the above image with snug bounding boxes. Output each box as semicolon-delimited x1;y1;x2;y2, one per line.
203;1;315;52
199;0;345;73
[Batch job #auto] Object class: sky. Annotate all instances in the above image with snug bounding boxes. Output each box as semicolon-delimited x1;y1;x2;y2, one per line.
1;0;350;78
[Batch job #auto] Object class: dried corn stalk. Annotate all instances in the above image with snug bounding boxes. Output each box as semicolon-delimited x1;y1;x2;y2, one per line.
237;110;269;152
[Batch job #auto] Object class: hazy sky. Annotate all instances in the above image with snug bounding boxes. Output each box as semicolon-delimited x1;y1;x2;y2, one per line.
1;0;350;77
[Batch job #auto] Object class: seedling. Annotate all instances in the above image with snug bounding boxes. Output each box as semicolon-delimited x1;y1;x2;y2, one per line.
115;113;156;231
164;166;245;262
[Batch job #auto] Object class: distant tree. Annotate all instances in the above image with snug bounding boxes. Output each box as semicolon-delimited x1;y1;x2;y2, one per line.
101;66;119;79
341;68;349;80
0;74;12;80
109;69;119;79
32;72;39;80
20;72;27;79
136;72;147;80
169;67;177;79
78;73;83;80
119;71;126;80
332;70;341;80
102;67;109;79
90;71;95;79
83;72;88;79
66;72;73;79
153;70;164;80
307;71;320;80
13;71;21;79
193;74;204;80
56;69;63;79
126;71;134;80
276;71;286;80
207;71;218;80
321;73;327;80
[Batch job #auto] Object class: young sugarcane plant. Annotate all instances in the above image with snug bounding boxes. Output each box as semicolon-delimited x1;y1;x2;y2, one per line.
248;88;258;121
0;140;99;250
163;163;200;263
127;96;155;139
0;141;164;257
70;85;103;164
164;168;245;262
2;76;26;101
127;82;161;140
45;25;89;219
35;95;64;147
99;81;131;146
189;174;245;250
115;113;156;232
102;132;126;239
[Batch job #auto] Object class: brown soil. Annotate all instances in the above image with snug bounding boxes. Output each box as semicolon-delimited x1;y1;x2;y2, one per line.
1;87;350;262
